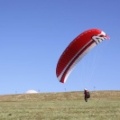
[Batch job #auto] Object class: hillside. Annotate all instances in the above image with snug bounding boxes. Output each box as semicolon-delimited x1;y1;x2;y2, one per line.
0;90;119;101
0;91;119;120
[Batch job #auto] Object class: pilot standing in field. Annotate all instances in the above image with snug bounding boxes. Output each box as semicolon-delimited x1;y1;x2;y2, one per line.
84;88;90;102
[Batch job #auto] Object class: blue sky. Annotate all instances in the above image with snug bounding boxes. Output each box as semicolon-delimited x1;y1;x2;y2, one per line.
0;0;120;94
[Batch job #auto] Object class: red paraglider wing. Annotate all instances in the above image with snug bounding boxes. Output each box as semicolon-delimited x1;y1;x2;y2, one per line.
56;28;109;83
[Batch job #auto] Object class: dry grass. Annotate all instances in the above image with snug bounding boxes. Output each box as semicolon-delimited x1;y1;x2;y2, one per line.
0;91;119;120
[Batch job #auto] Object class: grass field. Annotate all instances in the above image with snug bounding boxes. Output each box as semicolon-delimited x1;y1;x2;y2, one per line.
0;91;120;120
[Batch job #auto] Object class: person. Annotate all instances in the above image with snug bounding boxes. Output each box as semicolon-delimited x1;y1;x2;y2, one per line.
84;88;90;102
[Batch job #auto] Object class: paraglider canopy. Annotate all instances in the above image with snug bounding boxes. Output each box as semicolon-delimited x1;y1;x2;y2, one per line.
56;28;109;83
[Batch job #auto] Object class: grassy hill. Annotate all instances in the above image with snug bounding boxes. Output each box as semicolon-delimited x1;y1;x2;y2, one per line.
0;91;120;120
